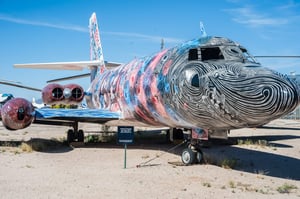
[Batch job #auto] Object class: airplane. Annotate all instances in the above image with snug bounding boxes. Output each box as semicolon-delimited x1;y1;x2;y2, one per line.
31;98;47;109
0;93;14;108
0;79;41;108
1;12;300;165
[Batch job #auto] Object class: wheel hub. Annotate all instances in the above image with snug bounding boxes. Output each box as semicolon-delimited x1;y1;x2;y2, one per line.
182;151;191;163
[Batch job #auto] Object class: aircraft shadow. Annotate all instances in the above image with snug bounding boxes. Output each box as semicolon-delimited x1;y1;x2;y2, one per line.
201;134;300;180
0;138;73;153
202;145;300;180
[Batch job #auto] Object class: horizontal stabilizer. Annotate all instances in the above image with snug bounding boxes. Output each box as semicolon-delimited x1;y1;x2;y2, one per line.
14;60;122;70
47;73;91;83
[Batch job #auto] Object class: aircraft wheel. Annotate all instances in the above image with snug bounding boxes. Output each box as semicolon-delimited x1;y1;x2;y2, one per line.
181;148;196;165
196;150;203;163
78;130;84;142
67;129;75;143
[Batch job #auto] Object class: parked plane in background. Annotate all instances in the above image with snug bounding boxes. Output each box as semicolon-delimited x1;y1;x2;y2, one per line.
31;98;47;109
1;13;300;165
0;93;14;108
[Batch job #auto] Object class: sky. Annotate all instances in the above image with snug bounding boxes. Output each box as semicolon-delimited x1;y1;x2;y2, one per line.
0;0;300;100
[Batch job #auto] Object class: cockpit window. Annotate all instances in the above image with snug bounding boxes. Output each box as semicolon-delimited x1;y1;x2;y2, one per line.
200;47;224;61
191;74;200;87
230;48;239;54
188;48;198;61
240;47;258;63
185;69;200;88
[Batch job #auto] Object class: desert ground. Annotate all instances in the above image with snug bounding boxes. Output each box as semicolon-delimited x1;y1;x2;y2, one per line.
0;119;300;199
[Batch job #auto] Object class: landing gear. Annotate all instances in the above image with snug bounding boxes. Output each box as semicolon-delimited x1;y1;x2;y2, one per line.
77;130;84;142
181;147;196;165
180;128;204;165
67;129;75;143
66;122;85;143
181;143;203;165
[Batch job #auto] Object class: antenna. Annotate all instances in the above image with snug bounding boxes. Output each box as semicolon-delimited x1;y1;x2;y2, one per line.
160;38;165;50
200;21;207;37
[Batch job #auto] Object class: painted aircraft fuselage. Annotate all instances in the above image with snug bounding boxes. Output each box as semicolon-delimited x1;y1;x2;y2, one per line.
86;36;300;130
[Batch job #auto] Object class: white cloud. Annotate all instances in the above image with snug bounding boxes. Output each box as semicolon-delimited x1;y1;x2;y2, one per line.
277;1;300;10
225;7;289;27
0;15;88;32
0;14;182;44
103;31;183;44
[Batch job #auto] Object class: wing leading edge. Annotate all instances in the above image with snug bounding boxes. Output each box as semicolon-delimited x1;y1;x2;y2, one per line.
35;108;121;123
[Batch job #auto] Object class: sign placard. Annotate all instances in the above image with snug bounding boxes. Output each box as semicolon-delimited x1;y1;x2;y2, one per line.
117;126;134;144
117;126;134;169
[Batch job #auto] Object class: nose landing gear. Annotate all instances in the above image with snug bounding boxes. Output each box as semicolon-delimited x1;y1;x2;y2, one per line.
180;128;207;165
181;143;203;165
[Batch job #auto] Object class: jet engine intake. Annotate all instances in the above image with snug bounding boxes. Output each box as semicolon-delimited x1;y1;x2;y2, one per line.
63;84;84;103
42;83;84;105
1;98;35;130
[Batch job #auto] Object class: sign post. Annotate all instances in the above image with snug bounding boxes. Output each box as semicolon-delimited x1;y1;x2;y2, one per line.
124;143;127;169
117;126;134;169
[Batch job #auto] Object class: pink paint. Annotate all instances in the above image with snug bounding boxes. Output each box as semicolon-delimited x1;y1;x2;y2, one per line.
162;60;173;75
150;77;168;117
149;49;168;69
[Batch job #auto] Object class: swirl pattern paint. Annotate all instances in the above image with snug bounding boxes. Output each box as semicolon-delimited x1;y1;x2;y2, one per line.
87;36;300;130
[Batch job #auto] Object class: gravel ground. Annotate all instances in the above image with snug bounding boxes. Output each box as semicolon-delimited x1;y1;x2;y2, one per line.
0;119;300;199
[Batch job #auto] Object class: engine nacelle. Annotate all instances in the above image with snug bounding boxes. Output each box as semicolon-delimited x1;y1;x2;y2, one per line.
42;83;84;105
1;98;34;130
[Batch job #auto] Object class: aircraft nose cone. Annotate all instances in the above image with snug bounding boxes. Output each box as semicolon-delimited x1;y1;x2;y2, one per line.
238;69;300;123
290;75;300;104
270;75;300;112
206;66;300;128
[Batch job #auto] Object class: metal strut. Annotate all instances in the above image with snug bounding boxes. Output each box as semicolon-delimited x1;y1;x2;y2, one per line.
136;141;185;168
180;128;204;165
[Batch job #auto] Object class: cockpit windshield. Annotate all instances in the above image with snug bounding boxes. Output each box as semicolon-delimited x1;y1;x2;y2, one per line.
240;47;259;63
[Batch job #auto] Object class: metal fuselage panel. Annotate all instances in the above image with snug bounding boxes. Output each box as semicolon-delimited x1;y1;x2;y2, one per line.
86;37;300;130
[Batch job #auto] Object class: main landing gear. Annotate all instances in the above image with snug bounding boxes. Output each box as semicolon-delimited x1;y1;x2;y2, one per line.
67;122;85;143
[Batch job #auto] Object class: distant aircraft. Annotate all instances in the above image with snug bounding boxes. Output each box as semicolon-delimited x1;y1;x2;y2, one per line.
0;93;14;108
1;13;300;165
31;98;46;109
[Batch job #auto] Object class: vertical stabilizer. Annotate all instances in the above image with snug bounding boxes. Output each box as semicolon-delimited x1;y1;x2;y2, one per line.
89;12;105;81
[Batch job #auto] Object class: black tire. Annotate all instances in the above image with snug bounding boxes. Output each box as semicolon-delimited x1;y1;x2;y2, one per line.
196;150;203;163
67;129;75;143
78;130;84;142
181;148;196;165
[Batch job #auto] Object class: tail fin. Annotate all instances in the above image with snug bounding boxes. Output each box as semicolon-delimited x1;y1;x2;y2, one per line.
89;12;105;81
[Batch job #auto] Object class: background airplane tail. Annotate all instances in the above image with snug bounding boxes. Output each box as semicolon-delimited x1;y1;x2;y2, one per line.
89;12;106;81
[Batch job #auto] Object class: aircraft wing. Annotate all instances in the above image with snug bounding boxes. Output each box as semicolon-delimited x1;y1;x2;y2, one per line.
0;80;41;92
34;108;121;123
14;60;122;70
